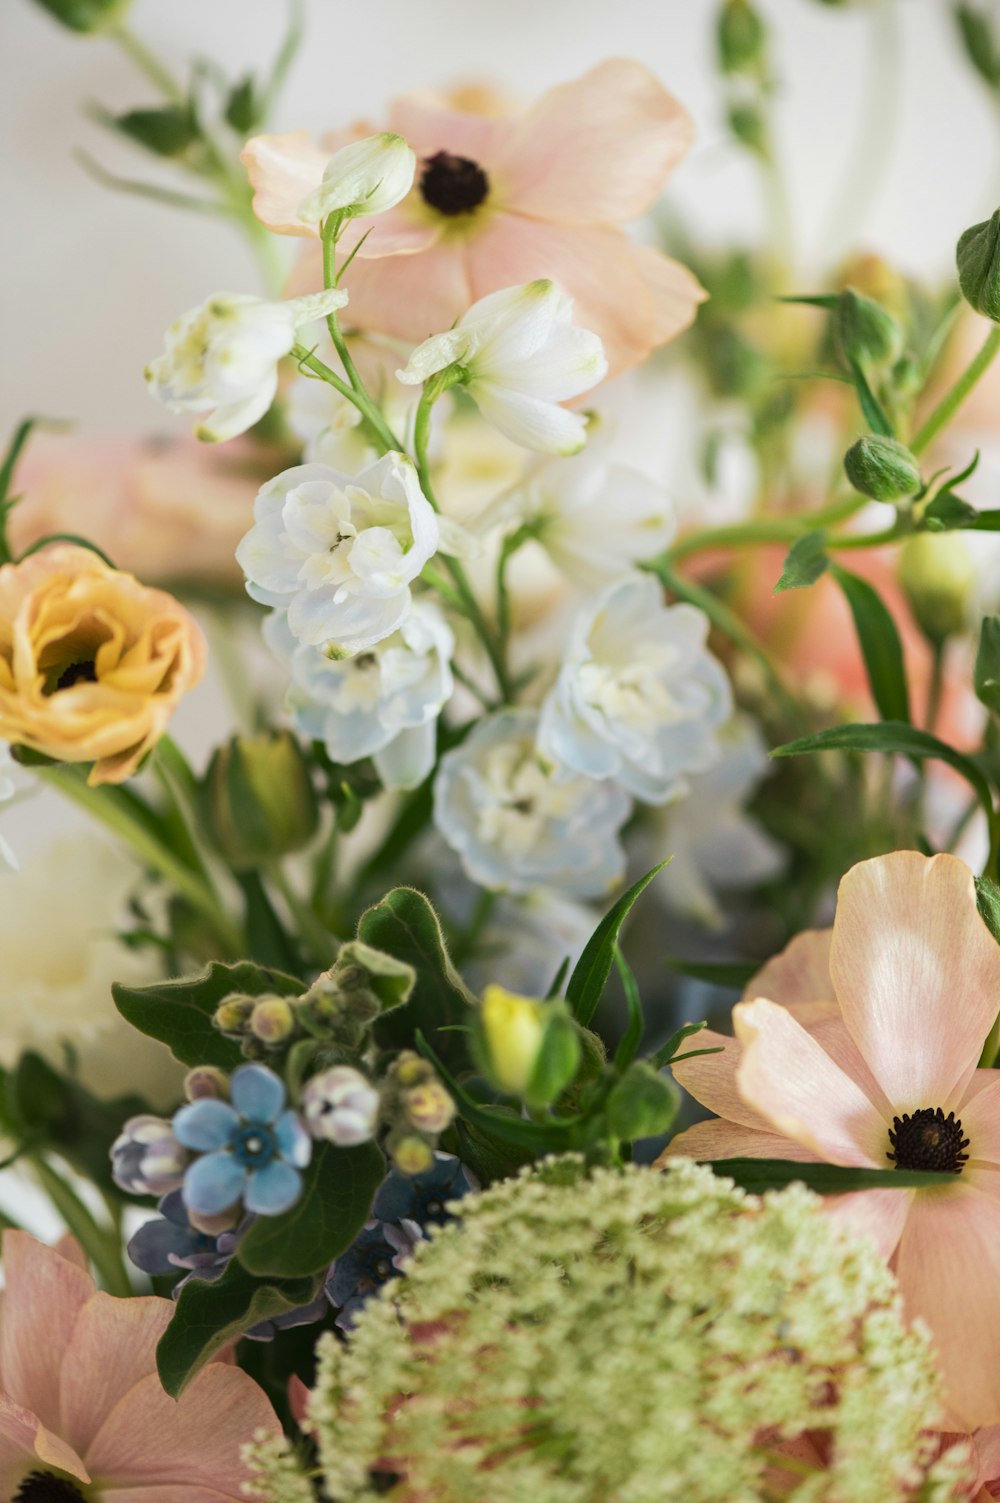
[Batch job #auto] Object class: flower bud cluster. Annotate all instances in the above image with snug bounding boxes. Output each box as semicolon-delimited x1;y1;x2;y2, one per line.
380;1051;457;1174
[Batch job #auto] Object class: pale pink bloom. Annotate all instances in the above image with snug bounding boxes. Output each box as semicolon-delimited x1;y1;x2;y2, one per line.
242;61;705;379
0;1230;278;1499
661;850;1000;1429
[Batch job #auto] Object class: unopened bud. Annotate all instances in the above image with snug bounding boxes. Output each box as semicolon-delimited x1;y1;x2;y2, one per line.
250;997;297;1044
213;995;256;1037
606;1063;679;1141
298;133;417;225
111;1115;188;1197
843;435;921;503
834;288;903;370
957;208;1000;322
184;1066;230;1102
402;1079;455;1136
388;1132;435;1176
29;0;132;32
717;0;767;73
201;730;318;872
302;1065;380;1146
899;532;975;644
477;985;581;1109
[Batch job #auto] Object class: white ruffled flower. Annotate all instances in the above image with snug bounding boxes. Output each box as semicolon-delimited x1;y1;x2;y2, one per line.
653;716;785;928
397;281;607;456
537;574;732;804
145;288;349;442
487;449;676;591
433;708;630;898
264;601;454;790
236;453;440;655
298;133;416;225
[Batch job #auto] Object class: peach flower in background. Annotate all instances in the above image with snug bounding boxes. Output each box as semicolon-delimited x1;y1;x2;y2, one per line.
242;59;706;377
659;850;1000;1429
12;433;274;587
0;544;206;784
0;1230;278;1500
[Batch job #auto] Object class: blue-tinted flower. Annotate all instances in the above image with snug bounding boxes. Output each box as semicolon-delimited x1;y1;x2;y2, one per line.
325;1218;421;1329
373;1152;477;1230
111;1114;189;1197
173;1063;311;1218
128;1189;239;1280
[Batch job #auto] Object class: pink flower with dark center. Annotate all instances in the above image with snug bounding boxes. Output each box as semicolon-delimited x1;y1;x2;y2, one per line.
0;1230;278;1500
241;60;705;379
660;850;1000;1429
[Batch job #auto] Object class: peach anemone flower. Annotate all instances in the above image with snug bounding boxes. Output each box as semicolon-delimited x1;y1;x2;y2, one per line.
659;850;1000;1430
242;60;706;378
0;1230;278;1501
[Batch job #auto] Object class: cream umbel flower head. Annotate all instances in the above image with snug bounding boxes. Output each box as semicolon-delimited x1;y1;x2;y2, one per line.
298;132;417;224
0;544;205;785
397;281;607;455
268;1158;966;1503
145;288;348;442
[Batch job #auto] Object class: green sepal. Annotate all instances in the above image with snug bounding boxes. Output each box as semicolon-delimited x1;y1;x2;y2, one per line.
774;531;828;592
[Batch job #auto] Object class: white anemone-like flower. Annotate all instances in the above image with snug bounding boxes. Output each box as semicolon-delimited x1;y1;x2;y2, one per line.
397;281;607;456
236;453;440;655
298;133;417;225
538;574;732;804
652;716;785;927
264;602;454;790
487;449;676;591
433;708;630;898
145;288;349;442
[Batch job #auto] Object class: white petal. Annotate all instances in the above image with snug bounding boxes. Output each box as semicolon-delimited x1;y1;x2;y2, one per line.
374;721;437;790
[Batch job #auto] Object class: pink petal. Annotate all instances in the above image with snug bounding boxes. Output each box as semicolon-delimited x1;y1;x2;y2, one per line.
894;1181;1000;1428
622;240;707;347
0;1394;90;1492
58;1293;172;1457
743;927;834;1005
670;1029;776;1131
0;1232;94;1430
659;1118;821;1163
53;1234;89;1270
339;209;440;261
290;234;472;345
83;1364;278;1490
957;1074;1000;1168
494;59;693;224
102;1489;248;1502
734;998;889;1166
830;852;1000;1112
824;1187;912;1259
387;92;512;163
465;213;702;378
241;131;330;237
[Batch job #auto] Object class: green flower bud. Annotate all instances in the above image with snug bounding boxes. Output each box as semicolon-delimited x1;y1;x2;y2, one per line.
388;1132;436;1176
834;288;903;369
843;435;922;502
213;995;256;1037
183;1066;230;1102
330;941;416;1013
957;208;1000;322
717;0;767;73
201;731;318;872
898;532;976;644
606;1063;679;1141
28;0;131;32
476;986;582;1109
250;997;297;1045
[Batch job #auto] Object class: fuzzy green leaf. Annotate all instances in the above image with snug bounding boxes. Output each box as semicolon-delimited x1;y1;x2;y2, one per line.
112;960;303;1069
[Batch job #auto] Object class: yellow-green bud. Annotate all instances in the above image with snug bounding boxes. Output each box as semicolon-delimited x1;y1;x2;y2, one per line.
402;1080;456;1136
477;986;581;1109
834;288;903;370
201;731;318;872
898;532;975;644
957;208;1000;322
213;995;256;1037
717;0;767;73
388;1132;435;1176
250;997;297;1045
606;1063;679;1141
843;435;921;503
29;0;131;32
184;1066;230;1102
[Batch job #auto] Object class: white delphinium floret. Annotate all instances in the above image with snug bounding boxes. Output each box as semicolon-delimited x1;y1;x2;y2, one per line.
298;132;416;225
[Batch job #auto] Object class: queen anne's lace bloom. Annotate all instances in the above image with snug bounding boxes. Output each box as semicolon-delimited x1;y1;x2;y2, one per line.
262;1158;967;1503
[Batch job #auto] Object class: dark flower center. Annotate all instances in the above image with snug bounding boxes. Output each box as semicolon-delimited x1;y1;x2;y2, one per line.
15;1471;89;1502
44;658;98;695
419;152;489;216
233;1123;277;1168
887;1107;969;1173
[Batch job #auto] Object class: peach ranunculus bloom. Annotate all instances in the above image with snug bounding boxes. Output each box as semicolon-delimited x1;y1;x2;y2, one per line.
658;850;1000;1430
242;60;706;379
12;432;273;588
0;1230;278;1500
0;543;206;785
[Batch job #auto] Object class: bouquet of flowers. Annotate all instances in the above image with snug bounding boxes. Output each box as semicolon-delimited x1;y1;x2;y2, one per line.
6;0;1000;1498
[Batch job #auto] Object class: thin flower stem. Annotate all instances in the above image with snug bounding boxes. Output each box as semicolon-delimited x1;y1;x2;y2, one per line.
291;343;401;454
267;862;335;964
321;217;369;397
910;325;1000;456
110;23;185;104
31;1157;132;1297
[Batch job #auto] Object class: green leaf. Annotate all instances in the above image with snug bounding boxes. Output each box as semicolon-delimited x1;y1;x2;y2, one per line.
448;1117;536;1185
774;530;828;593
157;1257;320;1398
5;1052;145;1196
112;960;303;1069
922;489;981;531
224;76;261;133
613;948;645;1071
237;1139;384;1278
773;721;995;821
566;861;671;1027
848;355;895;436
706;1157;958;1193
651;1019;715;1070
109;105;199;157
665;957;758;988
361;888;475;1061
976;875;1000;946
955;3;1000;89
830;564;911;722
976;616;1000;716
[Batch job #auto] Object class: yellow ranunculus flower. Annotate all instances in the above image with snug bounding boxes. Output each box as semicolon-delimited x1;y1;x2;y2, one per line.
0;543;206;785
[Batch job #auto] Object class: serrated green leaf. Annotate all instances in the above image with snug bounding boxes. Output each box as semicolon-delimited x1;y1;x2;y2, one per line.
566;861;670;1027
237;1139;384;1278
706;1157;958;1193
774;531;828;592
830;564;910;722
361;888;475;1061
112;960;303;1069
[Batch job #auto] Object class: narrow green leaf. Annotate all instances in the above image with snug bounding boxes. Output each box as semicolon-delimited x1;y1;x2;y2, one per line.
773;721;995;820
774;530;828;593
613;948;645;1071
566;861;671;1027
706;1157;957;1193
665;957;758;988
848;356;895;436
113;960;303;1069
976;617;1000;716
545;955;572;1000
361;888;475;1062
651;1020;713;1070
237;1140;384;1278
830;564;910;722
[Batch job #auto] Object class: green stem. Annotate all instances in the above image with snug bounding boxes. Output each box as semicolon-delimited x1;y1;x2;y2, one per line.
268;863;335;963
321;217;368;397
925;642;945;734
910;325;1000;456
111;23;185;103
291;343;401;454
31;1157;132;1297
665;518;806;565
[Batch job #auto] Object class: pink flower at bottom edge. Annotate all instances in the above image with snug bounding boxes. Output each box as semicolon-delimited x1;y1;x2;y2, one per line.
660;850;1000;1430
0;1230;279;1500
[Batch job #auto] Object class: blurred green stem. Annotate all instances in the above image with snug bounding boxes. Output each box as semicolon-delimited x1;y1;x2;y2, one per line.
111;23;185;103
910;325;1000;456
